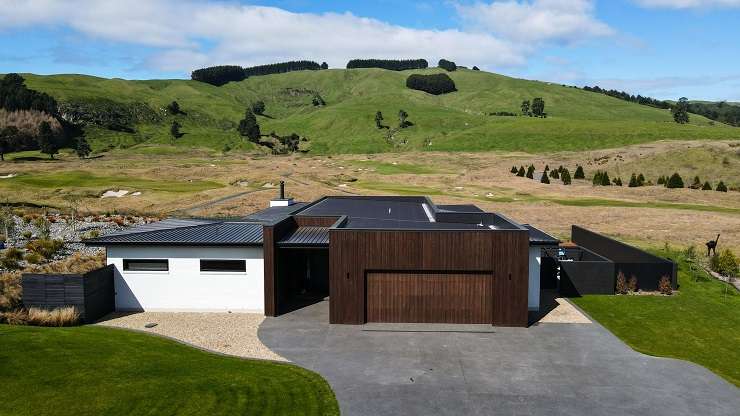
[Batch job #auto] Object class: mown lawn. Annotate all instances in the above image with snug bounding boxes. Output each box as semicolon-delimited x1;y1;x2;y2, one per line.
571;249;740;387
0;325;339;416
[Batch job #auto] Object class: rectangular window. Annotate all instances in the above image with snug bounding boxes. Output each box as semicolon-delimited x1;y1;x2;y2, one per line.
200;259;247;273
123;259;169;272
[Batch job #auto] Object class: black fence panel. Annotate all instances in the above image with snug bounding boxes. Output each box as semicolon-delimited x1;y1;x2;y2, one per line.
559;260;616;296
22;265;114;323
572;225;677;290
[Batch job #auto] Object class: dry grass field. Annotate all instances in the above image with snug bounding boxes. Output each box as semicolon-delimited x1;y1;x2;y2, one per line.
1;140;738;252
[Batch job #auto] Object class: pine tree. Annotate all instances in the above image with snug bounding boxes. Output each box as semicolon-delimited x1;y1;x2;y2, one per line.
637;173;645;186
561;169;572;185
375;111;384;129
600;171;611;186
510;166;518;174
531;98;545;117
544;164;550;171
613;177;623;186
526;165;535;179
37;121;58;159
593;171;602;186
238;109;261;142
716;181;727;192
520;100;530;116
170;121;182;139
701;181;712;190
671;97;690;124
75;136;91;159
628;173;639;187
540;171;550;184
690;175;701;189
167;100;181;115
574;165;585;179
0;125;19;161
550;169;559;179
320;62;328;70
657;175;665;185
517;166;525;177
398;109;409;128
666;172;684;188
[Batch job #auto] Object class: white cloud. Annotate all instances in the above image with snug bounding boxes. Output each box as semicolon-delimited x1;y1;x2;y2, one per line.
0;0;523;73
455;0;614;44
633;0;740;9
0;0;616;75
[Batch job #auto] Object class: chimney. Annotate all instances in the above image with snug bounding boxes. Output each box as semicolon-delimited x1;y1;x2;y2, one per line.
269;180;294;207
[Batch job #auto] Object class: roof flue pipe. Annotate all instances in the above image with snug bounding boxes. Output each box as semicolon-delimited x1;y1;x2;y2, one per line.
269;180;294;207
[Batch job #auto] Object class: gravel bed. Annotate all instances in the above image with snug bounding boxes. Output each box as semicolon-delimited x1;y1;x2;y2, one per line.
538;297;591;324
96;312;286;361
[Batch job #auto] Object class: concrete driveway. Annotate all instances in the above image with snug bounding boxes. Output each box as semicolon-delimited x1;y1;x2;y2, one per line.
258;300;739;416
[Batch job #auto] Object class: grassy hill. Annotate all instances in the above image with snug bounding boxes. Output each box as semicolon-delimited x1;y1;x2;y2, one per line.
21;68;740;154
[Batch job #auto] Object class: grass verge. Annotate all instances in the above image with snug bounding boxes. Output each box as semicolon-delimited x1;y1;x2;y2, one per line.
0;325;339;416
571;248;740;387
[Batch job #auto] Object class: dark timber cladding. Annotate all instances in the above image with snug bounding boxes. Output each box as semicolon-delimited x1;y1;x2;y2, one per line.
366;272;493;323
329;229;529;326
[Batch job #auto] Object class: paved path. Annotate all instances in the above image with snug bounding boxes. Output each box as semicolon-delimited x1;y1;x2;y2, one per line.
258;301;739;416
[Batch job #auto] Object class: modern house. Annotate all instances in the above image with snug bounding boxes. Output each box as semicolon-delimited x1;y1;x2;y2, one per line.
86;183;560;326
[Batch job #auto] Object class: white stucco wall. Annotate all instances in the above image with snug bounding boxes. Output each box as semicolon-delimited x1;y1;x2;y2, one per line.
106;245;264;312
528;246;541;311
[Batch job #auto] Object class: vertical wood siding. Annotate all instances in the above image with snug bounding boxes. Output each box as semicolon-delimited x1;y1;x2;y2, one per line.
366;272;493;323
329;229;529;326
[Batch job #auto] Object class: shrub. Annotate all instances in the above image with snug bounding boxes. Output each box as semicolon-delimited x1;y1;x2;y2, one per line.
251;101;265;115
666;172;684;188
25;238;63;259
540;171;550;184
438;59;457;72
405;73;457;95
658;276;673;295
657;175;666;185
615;271;628;294
24;252;43;264
0;271;22;310
21;230;31;239
627;275;638;293
574;165;585;179
710;249;738;277
1;248;23;270
26;252;105;274
27;306;80;327
32;216;51;239
701;181;712;190
517;166;525;177
716;181;727;192
510;166;518;174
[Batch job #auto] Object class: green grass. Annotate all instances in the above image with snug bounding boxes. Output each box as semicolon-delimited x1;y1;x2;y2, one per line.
571;249;740;387
355;181;443;195
0;325;338;416
546;197;740;215
0;170;223;192
20;69;740;155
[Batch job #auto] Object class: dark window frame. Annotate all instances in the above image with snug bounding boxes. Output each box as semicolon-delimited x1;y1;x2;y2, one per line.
199;259;247;273
123;259;169;272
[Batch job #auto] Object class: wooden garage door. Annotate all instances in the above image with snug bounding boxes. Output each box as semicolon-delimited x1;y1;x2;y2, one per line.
366;272;493;324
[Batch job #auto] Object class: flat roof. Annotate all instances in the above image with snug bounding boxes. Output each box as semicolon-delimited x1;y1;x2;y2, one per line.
298;196;432;222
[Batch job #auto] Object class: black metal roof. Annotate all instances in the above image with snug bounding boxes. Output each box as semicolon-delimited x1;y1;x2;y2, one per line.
436;204;484;213
242;202;309;223
524;224;560;246
297;196;431;222
277;226;330;247
85;220;263;246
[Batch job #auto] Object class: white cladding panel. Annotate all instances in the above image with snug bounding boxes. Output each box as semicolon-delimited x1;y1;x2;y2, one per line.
528;246;541;311
107;245;264;312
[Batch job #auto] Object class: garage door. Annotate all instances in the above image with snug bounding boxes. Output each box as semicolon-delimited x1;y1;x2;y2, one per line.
366;272;493;324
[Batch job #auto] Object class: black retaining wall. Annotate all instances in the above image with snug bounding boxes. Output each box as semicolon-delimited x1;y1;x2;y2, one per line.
554;247;616;296
572;225;677;291
22;265;115;323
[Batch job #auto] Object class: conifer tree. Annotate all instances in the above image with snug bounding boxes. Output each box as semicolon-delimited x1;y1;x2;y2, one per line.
716;181;727;192
628;173;639;187
701;181;712;190
540;171;550;184
666;172;684;188
517;166;525;177
574;165;585;179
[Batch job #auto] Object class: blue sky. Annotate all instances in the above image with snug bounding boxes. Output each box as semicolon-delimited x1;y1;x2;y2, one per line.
1;0;739;101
